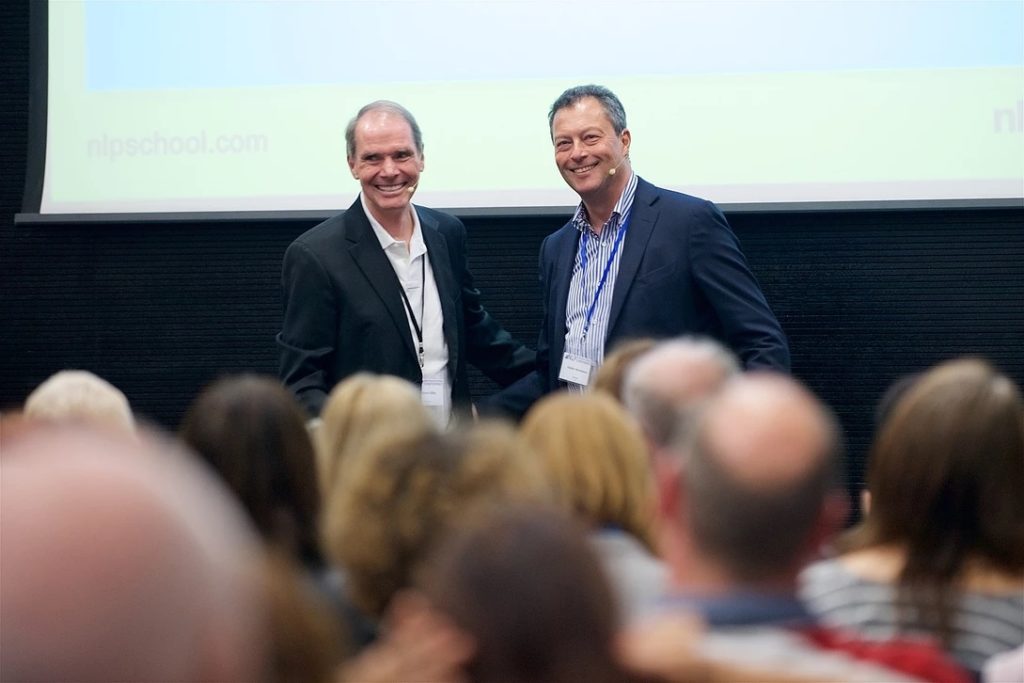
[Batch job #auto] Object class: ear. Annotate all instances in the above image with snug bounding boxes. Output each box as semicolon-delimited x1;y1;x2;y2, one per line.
347;156;358;179
620;128;631;157
652;452;684;524
860;489;871;516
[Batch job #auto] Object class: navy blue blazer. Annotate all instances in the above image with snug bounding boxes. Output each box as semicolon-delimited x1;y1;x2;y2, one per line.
490;177;789;418
277;198;535;417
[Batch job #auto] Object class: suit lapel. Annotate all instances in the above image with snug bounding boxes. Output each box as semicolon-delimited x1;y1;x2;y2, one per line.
549;224;578;366
606;178;658;338
418;210;460;375
344;199;418;360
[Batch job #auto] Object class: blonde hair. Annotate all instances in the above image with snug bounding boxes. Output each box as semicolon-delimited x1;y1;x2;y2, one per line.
322;422;545;618
521;392;656;550
24;370;134;434
316;373;433;496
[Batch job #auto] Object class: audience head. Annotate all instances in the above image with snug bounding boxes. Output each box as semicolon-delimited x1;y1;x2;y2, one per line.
323;422;545;618
665;373;844;585
317;373;433;496
416;506;632;683
521;392;656;550
622;337;738;450
179;374;322;567
261;550;349;683
851;357;1024;575
23;369;134;434
591;337;657;403
1;425;267;682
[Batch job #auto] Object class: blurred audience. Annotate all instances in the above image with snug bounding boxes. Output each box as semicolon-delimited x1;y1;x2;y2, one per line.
622;337;738;453
8;352;1016;683
316;372;434;496
410;505;658;683
179;374;323;569
654;373;968;682
23;369;135;434
521;392;667;622
800;358;1024;676
591;337;657;402
321;422;545;641
1;425;268;682
261;549;349;683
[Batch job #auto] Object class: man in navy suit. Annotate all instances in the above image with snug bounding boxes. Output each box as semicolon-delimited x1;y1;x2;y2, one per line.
277;101;534;421
492;85;789;418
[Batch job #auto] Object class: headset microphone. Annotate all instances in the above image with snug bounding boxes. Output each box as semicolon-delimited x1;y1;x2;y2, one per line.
407;185;417;194
608;155;627;177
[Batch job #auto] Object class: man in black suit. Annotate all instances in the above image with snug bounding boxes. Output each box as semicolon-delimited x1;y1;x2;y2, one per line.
492;85;789;418
277;101;534;421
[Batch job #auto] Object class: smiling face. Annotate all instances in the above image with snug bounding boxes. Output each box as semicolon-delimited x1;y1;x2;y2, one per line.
348;110;424;223
551;96;631;206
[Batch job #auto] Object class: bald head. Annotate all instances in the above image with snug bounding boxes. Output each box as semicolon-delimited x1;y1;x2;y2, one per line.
700;374;836;489
623;337;738;448
676;373;842;583
1;427;267;682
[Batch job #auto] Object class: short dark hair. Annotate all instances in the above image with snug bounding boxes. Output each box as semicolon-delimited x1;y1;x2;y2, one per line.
548;85;628;138
345;100;424;159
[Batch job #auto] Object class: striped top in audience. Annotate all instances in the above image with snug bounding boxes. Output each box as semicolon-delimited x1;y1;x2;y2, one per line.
800;559;1024;675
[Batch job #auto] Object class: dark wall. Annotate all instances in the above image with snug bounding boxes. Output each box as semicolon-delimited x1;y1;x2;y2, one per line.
2;2;1022;493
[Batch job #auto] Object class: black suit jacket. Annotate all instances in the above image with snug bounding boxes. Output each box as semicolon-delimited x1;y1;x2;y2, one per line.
277;198;535;417
490;177;789;418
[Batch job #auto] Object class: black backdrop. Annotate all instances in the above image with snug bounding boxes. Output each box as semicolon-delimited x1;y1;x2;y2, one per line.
2;1;1022;495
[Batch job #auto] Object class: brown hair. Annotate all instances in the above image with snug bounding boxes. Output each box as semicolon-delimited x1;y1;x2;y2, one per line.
180;374;323;567
521;392;657;551
843;358;1024;643
323;422;545;618
417;506;644;683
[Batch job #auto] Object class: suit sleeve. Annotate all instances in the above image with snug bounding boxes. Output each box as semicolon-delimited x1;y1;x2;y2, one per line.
277;239;337;416
448;220;537;387
689;201;791;371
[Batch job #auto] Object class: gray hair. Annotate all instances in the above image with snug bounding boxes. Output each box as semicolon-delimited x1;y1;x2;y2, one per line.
548;85;628;138
345;100;424;159
622;336;739;449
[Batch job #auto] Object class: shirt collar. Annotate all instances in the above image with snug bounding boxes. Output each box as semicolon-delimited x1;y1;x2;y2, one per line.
571;170;638;238
658;591;813;628
361;194;426;258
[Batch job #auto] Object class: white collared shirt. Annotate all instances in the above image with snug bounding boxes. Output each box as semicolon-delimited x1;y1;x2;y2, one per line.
361;196;451;425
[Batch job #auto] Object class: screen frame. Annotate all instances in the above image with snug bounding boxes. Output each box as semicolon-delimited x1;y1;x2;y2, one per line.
18;1;1024;226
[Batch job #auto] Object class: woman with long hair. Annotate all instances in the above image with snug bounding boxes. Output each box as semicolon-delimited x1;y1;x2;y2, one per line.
800;358;1024;675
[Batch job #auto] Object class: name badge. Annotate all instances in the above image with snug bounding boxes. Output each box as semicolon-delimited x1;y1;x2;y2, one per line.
558;353;593;387
421;376;446;408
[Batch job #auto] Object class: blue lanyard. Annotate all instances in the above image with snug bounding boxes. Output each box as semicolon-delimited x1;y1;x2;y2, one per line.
579;212;631;341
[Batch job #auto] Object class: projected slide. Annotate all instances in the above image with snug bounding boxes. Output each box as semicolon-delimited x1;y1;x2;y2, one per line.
41;0;1024;214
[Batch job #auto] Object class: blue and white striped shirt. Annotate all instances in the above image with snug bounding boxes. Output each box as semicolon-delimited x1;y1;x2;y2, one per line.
563;171;638;390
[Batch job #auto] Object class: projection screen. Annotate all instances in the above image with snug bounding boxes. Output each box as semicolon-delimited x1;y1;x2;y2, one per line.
29;0;1024;217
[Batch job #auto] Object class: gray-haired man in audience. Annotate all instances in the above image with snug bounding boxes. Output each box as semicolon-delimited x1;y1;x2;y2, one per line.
621;336;738;453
